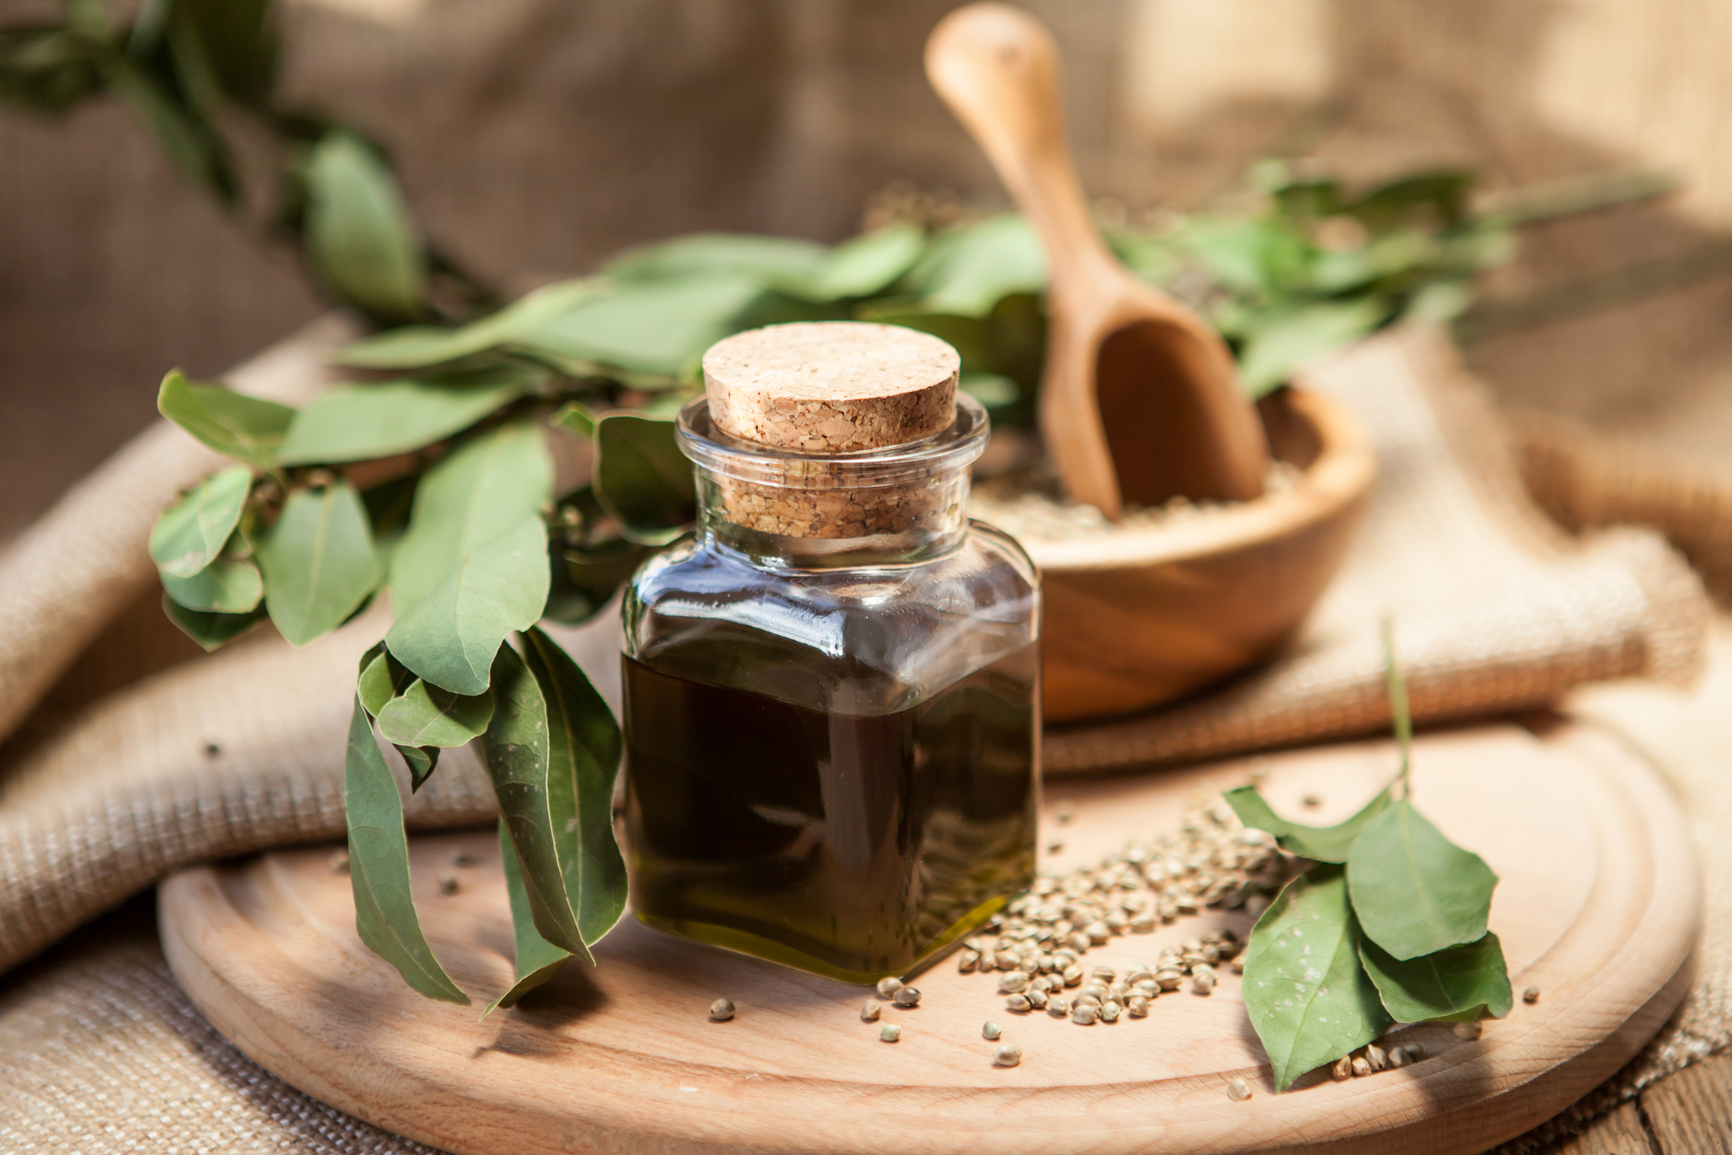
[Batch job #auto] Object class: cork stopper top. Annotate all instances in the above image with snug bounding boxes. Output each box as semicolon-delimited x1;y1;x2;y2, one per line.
702;321;960;453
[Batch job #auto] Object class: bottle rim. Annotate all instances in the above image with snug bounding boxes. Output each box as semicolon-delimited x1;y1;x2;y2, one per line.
675;392;990;489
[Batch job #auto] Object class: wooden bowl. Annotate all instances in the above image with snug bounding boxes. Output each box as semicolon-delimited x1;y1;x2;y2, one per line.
1021;386;1375;724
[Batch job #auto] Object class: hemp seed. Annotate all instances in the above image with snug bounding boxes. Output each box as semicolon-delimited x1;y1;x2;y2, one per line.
983;1021;1002;1040
880;1023;901;1042
876;977;903;999
860;1000;881;1022
1331;1056;1353;1082
1226;1078;1252;1102
993;1043;1023;1067
709;998;735;1022
1523;986;1541;1004
893;986;922;1008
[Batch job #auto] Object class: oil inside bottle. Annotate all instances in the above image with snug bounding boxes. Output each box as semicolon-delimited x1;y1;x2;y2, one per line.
622;644;1039;983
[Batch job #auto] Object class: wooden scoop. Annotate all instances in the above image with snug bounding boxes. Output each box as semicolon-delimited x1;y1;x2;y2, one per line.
926;3;1270;517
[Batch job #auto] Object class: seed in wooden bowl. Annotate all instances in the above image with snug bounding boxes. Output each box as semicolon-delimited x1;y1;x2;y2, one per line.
860;1000;881;1022
1364;1044;1388;1072
709;998;735;1022
1331;1056;1353;1082
1523;986;1541;1004
994;1044;1023;1068
1350;1057;1371;1077
1452;1021;1483;1040
1226;1078;1252;1102
879;1024;901;1043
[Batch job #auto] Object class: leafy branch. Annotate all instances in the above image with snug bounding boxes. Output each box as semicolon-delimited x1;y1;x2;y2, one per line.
1224;624;1511;1090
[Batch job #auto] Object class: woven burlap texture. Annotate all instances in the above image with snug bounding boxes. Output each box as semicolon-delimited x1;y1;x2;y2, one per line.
0;321;1717;1154
1045;325;1712;774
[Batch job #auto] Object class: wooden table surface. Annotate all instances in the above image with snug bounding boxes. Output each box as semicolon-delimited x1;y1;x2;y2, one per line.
1553;1052;1732;1154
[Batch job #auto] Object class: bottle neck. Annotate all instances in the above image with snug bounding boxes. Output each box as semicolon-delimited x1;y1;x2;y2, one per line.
694;463;972;569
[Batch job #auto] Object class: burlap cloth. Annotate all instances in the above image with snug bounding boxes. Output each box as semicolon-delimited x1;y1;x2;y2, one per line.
0;320;1724;1152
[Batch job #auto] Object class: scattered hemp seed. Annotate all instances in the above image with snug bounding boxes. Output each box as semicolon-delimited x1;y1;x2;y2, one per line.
1045;996;1071;1017
958;950;981;973
983;1021;1003;1040
1005;994;1031;1013
203;742;222;759
1098;1001;1121;1023
451;851;476;867
709;998;735;1022
1047;840;1066;854
1126;996;1150;1018
879;1023;901;1043
328;850;350;874
1226;1078;1252;1102
1026;990;1049;1010
437;873;461;895
997;970;1029;994
876;977;903;999
1331;1056;1353;1082
1452;1021;1483;1041
860;1000;881;1022
1062;964;1084;987
1388;1047;1413;1069
1071;1004;1098;1025
1350;1057;1371;1077
1523;986;1541;1004
1055;802;1074;824
893;986;922;1008
1302;794;1323;808
1190;965;1218;994
993;1043;1023;1068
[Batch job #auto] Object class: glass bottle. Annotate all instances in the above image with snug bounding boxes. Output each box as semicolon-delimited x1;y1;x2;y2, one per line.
620;322;1041;984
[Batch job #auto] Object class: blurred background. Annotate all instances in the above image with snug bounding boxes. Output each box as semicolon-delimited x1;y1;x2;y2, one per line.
3;0;1730;541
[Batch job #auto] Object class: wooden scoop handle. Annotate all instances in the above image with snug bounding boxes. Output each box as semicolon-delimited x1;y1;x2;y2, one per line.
925;3;1116;301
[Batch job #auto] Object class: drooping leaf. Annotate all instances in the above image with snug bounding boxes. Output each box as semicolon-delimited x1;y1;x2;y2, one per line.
592;414;695;544
357;642;414;718
384;515;549;696
256;481;381;647
149;466;252;577
482;818;573;1018
603;232;828;286
161;555;263;613
276;376;529;465
517;274;767;377
901;215;1045;318
333;279;603;370
304;130;427;322
807;223;924;300
1347;800;1500;961
1360;932;1514;1024
343;696;469;1004
397;744;439;792
1223;784;1393;865
171;0;277;109
106;55;235;203
376;678;496;749
1236;298;1388;398
520;626;626;948
1243;864;1391;1091
161;594;267;652
388;422;553;618
157;369;296;469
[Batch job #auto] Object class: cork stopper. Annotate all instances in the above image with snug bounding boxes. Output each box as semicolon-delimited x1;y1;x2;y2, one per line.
702;322;960;453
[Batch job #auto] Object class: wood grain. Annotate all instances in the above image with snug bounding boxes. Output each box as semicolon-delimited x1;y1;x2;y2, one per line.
1553;1102;1656;1155
158;720;1698;1155
1638;1052;1732;1154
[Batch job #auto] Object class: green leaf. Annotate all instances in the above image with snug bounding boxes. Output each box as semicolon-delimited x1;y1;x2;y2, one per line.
304;130;427;322
385;515;550;695
107;55;235;203
593;414;695;544
376;678;496;749
256;481;382;647
902;215;1045;318
388;422;553;618
343;696;469;1004
1243;864;1391;1091
0;29;106;113
807;223;924;300
482;636;624;960
157;369;296;469
161;555;263;613
397;744;440;792
1223;784;1392;864
172;0;277;109
521;626;626;947
603;232;827;285
161;594;266;652
482;818;573;1018
277;377;529;466
546;539;651;625
357;642;414;718
549;400;598;440
1236;298;1388;398
149;466;252;577
517;275;767;377
1360;932;1514;1024
334;280;604;370
1343;170;1475;231
1347;800;1500;960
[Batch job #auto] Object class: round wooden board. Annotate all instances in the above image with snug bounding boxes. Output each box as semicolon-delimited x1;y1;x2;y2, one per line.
159;718;1699;1155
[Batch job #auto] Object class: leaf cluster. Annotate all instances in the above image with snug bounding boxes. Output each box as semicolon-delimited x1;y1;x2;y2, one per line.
1225;628;1511;1090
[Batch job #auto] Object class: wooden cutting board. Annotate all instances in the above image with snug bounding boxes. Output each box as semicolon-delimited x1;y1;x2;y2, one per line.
158;717;1699;1155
